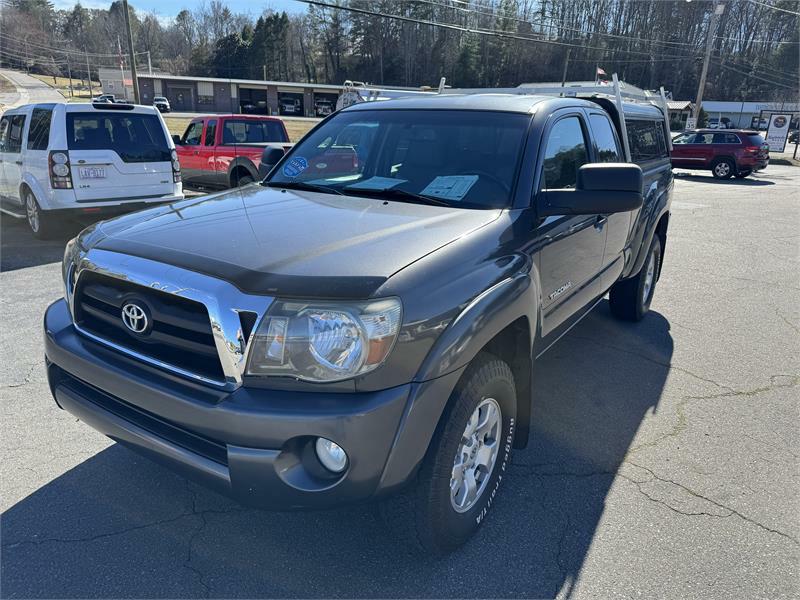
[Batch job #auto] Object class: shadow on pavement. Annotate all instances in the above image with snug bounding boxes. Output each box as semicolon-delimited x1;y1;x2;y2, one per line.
672;171;775;185
1;216;79;272
1;302;673;598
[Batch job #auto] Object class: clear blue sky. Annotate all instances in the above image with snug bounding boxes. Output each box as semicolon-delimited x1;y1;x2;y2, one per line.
53;0;306;21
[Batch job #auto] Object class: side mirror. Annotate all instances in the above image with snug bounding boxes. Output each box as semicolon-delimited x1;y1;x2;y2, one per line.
259;145;290;179
172;134;182;145
539;163;643;217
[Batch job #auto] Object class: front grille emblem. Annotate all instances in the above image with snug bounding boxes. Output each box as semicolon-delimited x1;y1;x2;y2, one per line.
121;302;149;334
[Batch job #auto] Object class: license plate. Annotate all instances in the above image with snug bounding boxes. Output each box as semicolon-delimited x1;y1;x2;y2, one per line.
78;167;106;179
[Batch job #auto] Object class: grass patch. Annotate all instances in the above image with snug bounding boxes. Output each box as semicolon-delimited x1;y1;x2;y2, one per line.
29;73;102;101
163;116;316;142
0;74;14;93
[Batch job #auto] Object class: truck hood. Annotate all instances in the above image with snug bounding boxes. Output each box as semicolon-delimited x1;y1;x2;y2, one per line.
89;185;501;298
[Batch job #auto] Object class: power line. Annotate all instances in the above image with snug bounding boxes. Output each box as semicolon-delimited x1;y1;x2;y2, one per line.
748;0;800;16
716;60;799;89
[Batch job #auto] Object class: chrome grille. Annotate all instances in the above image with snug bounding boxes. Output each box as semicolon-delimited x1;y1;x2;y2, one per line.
74;271;226;382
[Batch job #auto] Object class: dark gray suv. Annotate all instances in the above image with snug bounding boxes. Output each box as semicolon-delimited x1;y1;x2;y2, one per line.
45;93;672;553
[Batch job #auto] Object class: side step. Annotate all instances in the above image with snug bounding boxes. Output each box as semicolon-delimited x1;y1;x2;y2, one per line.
0;198;25;219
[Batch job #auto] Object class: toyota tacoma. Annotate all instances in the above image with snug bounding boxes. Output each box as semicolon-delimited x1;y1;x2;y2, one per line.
45;93;672;554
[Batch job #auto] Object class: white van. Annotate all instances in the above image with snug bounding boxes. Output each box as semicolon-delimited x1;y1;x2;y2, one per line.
0;102;183;238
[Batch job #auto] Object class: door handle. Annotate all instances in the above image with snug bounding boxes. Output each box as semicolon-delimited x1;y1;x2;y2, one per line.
193;150;199;155
594;216;608;230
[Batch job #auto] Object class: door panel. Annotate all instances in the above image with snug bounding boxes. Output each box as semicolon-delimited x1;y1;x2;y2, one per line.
176;120;205;186
536;114;607;337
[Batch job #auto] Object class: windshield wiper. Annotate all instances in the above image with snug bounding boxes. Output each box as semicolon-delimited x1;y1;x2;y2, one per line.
342;186;450;207
264;181;344;195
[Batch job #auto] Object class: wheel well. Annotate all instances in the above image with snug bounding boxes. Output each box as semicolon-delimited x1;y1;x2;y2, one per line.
230;164;254;185
711;155;735;165
655;212;669;279
481;316;532;449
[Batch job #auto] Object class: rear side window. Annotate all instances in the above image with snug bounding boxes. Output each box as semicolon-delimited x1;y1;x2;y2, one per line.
589;114;621;162
204;120;217;146
222;119;288;144
6;114;26;153
66;112;170;162
626;120;668;163
542;116;589;189
713;133;740;144
746;134;766;146
27;107;53;151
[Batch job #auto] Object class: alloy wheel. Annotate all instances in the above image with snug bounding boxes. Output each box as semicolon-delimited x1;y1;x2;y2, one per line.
450;397;502;513
25;193;40;233
642;248;656;304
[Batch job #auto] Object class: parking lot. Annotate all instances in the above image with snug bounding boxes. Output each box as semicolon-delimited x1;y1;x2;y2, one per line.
1;166;798;598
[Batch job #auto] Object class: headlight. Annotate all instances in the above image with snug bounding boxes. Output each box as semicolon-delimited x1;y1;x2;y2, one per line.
246;298;402;382
62;237;78;301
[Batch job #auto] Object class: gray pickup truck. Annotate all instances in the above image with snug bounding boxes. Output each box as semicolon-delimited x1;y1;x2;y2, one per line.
45;91;673;554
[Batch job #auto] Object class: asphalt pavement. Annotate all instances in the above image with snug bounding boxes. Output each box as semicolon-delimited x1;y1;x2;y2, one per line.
0;166;798;598
0;69;64;110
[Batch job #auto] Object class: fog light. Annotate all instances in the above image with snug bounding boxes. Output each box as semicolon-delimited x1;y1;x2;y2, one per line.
315;437;347;473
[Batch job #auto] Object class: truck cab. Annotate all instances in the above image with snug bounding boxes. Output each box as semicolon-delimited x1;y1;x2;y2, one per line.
174;114;290;189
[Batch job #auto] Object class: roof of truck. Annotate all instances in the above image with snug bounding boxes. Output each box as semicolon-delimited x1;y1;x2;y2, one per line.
343;92;665;119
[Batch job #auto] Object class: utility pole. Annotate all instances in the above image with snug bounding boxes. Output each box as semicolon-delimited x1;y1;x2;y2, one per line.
693;1;726;122
84;48;92;98
146;51;152;75
63;48;74;97
263;64;267;81
560;49;571;90
122;0;140;104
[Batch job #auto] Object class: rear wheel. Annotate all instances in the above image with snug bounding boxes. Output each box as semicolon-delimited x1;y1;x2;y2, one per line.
380;353;516;555
234;174;254;187
24;189;58;240
735;169;752;179
711;158;734;179
609;235;662;322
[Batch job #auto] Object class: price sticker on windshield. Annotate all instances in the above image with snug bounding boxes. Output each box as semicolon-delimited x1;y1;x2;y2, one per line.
421;175;478;201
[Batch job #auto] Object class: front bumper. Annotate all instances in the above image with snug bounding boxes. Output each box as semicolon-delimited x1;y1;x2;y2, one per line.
44;299;461;509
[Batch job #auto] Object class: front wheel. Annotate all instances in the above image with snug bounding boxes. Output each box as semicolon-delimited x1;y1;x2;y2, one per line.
380;353;517;555
609;234;662;321
735;169;752;179
25;189;59;240
235;175;254;187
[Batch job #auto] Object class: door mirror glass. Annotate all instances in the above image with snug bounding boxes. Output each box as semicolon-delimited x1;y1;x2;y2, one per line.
171;134;182;145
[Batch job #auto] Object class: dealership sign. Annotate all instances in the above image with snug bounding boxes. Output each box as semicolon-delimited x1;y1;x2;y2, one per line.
765;114;791;152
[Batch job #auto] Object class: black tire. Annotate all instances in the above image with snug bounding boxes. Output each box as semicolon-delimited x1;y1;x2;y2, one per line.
711;158;735;179
24;188;59;240
235;175;254;187
380;353;517;555
735;169;752;179
609;234;662;322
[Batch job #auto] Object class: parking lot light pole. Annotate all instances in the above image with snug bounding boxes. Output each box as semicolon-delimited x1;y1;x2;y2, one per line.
122;0;140;104
693;1;725;122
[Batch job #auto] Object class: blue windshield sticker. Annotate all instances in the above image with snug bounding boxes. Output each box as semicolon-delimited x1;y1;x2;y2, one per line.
283;157;308;178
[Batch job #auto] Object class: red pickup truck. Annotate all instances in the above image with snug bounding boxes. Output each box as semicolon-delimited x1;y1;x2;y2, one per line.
174;115;291;189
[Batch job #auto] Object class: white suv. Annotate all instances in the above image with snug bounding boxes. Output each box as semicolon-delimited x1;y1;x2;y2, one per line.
0;102;183;238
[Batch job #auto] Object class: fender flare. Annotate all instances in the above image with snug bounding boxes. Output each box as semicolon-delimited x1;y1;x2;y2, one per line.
416;272;538;447
227;157;259;185
19;175;51;210
629;201;671;278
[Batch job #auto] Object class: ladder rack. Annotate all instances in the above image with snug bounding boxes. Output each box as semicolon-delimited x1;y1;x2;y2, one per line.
445;73;672;162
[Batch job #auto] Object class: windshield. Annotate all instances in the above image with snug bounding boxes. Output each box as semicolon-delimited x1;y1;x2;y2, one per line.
267;109;529;208
66;112;170;162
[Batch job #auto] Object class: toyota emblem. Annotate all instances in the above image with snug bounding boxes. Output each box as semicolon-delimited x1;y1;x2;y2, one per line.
121;302;149;334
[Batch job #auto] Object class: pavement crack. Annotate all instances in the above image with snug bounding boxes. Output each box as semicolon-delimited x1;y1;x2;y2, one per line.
623;461;799;546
